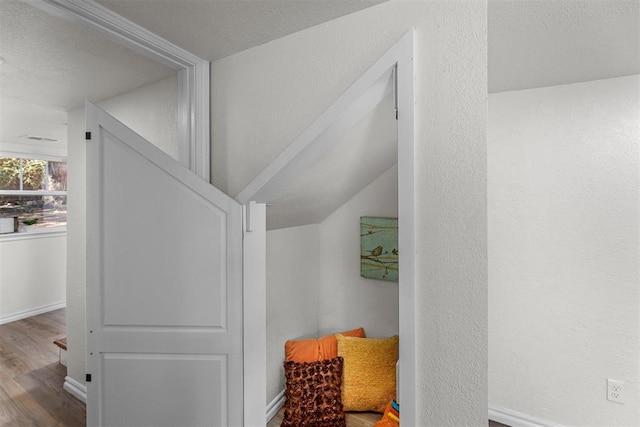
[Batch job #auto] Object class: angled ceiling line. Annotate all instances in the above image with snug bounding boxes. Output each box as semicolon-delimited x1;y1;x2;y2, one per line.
21;0;210;181
235;38;402;206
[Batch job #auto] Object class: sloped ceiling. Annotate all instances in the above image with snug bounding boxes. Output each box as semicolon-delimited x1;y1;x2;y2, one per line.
266;94;397;230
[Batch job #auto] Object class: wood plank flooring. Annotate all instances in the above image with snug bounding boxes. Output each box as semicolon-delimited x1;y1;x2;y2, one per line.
267;405;511;427
0;309;86;426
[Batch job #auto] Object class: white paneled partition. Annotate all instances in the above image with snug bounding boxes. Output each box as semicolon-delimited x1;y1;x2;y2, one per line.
85;102;243;426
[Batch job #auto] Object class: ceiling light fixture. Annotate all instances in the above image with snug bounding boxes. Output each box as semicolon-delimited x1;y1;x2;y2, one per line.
17;134;58;142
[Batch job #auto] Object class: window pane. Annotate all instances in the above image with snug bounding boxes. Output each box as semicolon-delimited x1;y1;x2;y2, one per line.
0;157;21;190
22;159;46;190
0;195;67;230
48;160;67;191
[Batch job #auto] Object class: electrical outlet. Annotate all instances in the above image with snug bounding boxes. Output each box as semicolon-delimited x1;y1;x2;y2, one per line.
607;379;624;404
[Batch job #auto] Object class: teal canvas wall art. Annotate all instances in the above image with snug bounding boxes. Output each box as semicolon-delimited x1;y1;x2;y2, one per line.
360;216;398;282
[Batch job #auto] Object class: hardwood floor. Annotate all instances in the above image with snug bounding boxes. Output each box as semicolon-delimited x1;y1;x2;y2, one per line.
0;309;86;426
267;406;511;427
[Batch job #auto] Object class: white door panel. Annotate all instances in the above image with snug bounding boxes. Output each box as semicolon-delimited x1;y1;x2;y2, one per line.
100;134;227;328
85;102;243;426
101;354;226;427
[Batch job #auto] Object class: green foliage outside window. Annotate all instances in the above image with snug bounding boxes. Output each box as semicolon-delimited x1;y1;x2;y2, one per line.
22;159;46;190
0;156;67;232
0;157;21;190
0;157;47;190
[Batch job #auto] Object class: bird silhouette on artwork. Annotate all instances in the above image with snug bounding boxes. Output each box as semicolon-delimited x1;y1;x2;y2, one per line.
369;245;384;260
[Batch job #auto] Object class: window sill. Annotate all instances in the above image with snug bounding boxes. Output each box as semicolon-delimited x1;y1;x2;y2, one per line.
0;228;67;242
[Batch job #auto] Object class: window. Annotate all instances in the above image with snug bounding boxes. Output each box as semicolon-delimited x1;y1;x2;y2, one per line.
0;154;67;234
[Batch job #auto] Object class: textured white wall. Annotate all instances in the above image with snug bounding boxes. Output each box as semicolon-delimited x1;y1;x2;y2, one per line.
0;235;66;322
212;1;487;424
98;76;178;160
265;224;320;404
66;76;179;389
488;75;640;426
319;165;399;338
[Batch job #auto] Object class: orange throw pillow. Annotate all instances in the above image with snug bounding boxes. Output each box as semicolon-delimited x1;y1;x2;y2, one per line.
285;327;366;363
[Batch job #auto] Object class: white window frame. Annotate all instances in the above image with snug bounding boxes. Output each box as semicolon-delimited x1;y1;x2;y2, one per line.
0;151;68;239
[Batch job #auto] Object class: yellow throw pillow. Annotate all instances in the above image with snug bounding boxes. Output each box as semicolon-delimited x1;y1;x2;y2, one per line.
336;334;398;413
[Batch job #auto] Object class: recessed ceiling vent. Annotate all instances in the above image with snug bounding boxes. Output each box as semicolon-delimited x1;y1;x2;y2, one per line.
17;134;58;142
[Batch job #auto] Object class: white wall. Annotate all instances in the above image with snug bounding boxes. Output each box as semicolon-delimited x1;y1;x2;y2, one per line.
66;75;178;390
318;165;399;338
212;2;487;423
266;224;320;404
0;141;67;158
0;139;67;324
488;75;640;426
0;234;66;323
99;76;178;161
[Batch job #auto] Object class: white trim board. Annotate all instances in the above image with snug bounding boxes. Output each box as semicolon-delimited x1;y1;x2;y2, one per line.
266;390;286;423
0;301;66;325
243;202;267;426
64;376;88;403
489;406;566;427
238;30;416;425
395;31;415;424
24;0;210;181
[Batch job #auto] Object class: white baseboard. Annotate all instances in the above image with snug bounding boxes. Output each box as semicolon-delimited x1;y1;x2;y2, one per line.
266;389;285;423
64;376;87;403
0;301;66;325
489;406;566;427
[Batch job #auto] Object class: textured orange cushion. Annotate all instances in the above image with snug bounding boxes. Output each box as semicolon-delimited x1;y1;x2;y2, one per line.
337;334;398;413
285;328;365;363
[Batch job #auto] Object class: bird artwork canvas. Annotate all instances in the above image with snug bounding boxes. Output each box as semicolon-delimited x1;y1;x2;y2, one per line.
360;216;398;282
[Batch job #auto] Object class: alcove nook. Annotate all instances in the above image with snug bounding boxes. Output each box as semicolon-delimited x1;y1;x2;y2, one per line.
236;32;415;423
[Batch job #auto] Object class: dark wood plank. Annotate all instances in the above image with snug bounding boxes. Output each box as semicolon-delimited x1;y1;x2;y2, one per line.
54;338;67;352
